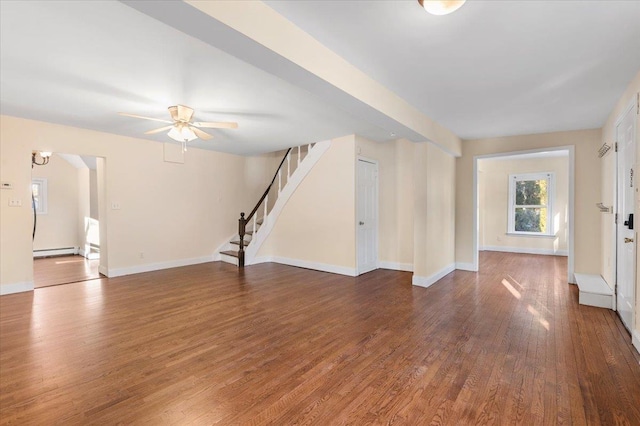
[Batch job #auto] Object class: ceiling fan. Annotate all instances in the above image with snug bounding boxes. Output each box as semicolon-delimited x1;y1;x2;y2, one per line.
119;104;238;150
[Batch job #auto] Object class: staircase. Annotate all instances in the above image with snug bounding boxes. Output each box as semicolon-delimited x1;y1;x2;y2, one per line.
219;140;331;266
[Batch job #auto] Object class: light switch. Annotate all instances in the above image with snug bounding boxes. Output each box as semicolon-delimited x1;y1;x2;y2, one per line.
8;199;22;207
111;202;121;210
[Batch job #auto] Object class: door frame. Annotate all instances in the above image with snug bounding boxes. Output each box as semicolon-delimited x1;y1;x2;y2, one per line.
614;97;638;327
472;146;575;283
356;156;379;275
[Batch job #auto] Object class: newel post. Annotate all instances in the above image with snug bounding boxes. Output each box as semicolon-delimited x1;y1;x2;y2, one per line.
238;212;246;267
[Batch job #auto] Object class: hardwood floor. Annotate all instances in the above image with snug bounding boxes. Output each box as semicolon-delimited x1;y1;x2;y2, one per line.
1;252;639;424
33;255;100;288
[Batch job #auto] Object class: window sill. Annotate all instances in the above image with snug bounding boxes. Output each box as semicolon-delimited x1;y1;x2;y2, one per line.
506;232;556;239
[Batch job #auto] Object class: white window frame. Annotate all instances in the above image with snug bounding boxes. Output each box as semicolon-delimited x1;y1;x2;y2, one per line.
508;172;554;236
32;178;48;215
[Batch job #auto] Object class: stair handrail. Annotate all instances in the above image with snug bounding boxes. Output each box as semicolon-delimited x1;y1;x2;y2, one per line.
238;147;292;266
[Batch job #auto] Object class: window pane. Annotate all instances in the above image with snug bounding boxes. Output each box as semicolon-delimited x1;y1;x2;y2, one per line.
515;179;547;206
515;207;547;233
32;183;39;197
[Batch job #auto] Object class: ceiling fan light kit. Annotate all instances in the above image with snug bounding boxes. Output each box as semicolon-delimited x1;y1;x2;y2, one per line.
119;104;238;152
418;0;466;16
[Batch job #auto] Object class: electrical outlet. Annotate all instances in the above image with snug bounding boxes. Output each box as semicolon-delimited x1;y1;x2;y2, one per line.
111;202;121;210
139;252;144;259
8;199;21;207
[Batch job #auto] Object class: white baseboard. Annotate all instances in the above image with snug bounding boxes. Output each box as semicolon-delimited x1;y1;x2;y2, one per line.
632;330;640;354
412;263;455;289
480;246;568;256
98;265;108;277
0;281;34;295
33;247;78;258
108;255;215;278
251;256;357;277
455;262;477;272
378;261;413;272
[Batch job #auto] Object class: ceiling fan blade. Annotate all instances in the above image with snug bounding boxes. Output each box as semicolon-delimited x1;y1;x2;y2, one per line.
191;126;213;140
144;125;175;135
118;112;173;124
193;121;238;129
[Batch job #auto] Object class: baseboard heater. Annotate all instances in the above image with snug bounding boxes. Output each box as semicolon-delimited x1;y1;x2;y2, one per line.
33;247;79;258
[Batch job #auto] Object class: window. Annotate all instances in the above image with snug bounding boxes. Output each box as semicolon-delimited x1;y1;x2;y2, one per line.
508;172;554;235
31;178;48;214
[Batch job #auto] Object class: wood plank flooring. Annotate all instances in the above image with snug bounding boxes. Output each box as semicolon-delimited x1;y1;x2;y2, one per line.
1;252;639;424
33;255;100;288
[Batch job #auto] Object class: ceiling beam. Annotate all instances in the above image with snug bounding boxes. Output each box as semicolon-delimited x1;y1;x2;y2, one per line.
121;0;461;156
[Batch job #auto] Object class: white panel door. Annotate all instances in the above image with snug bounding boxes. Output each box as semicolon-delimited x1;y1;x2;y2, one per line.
616;104;636;332
357;159;378;275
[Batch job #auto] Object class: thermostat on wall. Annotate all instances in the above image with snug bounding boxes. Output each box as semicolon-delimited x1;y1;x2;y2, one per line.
1;182;13;189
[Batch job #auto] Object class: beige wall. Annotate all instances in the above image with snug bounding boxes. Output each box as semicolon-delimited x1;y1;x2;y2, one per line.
257;135;357;269
413;143;456;279
478;156;569;254
31;154;80;250
0;115;269;291
456;129;602;278
355;136;414;268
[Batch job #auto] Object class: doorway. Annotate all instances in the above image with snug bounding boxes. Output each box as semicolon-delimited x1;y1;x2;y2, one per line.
473;146;575;282
31;152;106;288
356;158;378;275
615;101;637;332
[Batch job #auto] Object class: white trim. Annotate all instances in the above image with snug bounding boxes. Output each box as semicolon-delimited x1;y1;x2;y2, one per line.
473;146;575;283
251;256;357;277
356;156;379;276
244;140;331;262
378;261;413;272
456;262;477;272
98;265;108;277
33;247;79;258
412;263;455;288
480;246;568;256
632;329;640;354
31;177;48;215
0;281;34;295
107;255;214;278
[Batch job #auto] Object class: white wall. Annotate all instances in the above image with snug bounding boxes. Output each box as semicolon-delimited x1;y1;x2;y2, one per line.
478;155;569;255
0;116;273;293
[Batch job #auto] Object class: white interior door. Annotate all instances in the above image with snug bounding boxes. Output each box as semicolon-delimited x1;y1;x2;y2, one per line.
357;159;378;275
616;104;636;332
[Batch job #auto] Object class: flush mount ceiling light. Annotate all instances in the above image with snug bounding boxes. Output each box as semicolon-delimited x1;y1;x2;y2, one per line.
418;0;466;16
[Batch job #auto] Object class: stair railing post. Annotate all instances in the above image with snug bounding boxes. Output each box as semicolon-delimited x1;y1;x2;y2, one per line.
263;195;268;227
238;212;246;267
278;169;282;194
287;152;291;179
297;145;301;167
252;214;257;235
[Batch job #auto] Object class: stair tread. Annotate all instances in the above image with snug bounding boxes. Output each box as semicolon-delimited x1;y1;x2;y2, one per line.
574;273;613;295
220;250;239;258
230;240;250;246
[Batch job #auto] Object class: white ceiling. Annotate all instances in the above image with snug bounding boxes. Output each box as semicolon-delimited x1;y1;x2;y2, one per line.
266;0;640;140
0;1;391;155
2;1;639;156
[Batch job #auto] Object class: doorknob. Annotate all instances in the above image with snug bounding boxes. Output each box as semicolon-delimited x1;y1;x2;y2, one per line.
624;237;634;243
359;221;365;225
